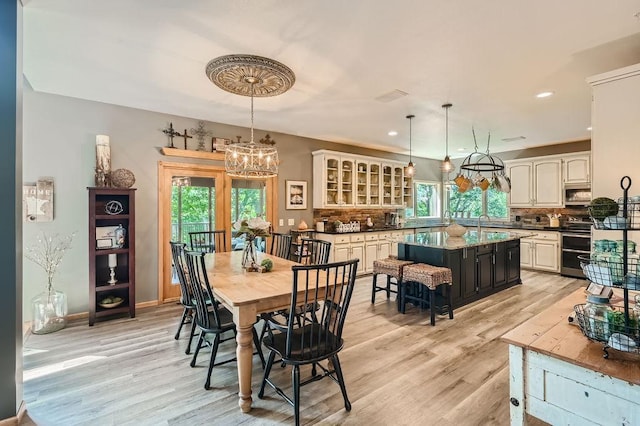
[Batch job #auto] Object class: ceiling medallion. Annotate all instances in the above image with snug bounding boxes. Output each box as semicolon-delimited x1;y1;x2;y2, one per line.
205;54;296;97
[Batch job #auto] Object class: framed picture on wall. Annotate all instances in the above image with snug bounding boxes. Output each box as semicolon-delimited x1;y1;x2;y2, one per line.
285;180;307;210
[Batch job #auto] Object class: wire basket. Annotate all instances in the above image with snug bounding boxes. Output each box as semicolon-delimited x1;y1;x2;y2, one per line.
589;200;640;230
574;304;640;355
578;254;640;290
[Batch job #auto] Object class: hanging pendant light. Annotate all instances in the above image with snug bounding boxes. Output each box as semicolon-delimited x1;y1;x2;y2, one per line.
442;103;453;173
405;114;415;177
205;54;295;178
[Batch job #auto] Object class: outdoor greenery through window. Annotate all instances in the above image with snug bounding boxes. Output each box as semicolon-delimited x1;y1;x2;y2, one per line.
171;178;216;243
408;181;441;218
446;182;508;219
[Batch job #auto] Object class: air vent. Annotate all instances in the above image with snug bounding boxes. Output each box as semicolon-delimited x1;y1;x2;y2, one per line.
501;136;526;142
375;89;408;103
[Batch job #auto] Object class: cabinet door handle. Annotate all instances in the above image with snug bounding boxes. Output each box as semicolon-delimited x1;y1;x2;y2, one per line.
509;252;512;260
492;254;496;265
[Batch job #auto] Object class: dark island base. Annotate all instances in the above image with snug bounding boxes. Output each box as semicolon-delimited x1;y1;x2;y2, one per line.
398;239;522;309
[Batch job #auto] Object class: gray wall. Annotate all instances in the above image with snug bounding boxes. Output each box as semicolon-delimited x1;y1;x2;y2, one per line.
23;88;442;315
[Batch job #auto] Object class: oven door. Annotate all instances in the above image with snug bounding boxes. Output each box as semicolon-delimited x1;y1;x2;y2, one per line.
561;233;591;278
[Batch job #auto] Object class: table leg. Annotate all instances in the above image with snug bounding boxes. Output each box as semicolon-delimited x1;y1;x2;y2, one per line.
235;307;256;413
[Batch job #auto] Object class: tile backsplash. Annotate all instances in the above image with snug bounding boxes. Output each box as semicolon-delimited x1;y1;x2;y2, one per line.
510;207;589;224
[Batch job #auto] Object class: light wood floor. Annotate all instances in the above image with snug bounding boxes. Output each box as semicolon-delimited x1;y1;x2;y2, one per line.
22;270;583;425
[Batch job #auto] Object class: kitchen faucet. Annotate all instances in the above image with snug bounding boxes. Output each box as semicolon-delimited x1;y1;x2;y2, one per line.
477;214;490;234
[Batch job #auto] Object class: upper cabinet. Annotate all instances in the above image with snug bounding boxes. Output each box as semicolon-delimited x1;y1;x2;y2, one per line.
507;158;563;207
563;153;590;184
313;150;408;209
506;152;591;208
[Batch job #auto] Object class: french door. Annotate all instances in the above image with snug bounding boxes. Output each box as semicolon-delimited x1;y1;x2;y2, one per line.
157;161;277;302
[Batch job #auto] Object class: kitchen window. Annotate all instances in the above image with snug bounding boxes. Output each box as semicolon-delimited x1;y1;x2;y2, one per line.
446;182;508;219
407;180;441;218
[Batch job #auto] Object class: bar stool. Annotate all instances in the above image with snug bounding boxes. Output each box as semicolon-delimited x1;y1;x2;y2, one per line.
401;263;454;326
371;257;414;311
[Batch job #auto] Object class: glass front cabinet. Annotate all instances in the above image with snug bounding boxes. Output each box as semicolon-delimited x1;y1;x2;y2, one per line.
313;150;408;209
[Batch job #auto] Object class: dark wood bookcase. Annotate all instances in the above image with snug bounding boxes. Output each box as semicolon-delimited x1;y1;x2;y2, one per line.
88;187;136;325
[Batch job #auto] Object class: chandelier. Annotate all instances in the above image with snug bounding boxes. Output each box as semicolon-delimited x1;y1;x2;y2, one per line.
405;114;415;177
205;54;295;178
172;176;191;187
441;103;453;173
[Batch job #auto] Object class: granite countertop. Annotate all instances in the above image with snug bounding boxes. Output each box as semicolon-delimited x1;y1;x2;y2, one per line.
401;230;537;250
312;221;566;235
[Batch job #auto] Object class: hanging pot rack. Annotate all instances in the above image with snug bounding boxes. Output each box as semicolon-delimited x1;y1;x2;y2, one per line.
458;127;505;176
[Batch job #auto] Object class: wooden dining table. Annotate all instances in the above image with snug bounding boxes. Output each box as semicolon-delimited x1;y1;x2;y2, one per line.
203;250;302;413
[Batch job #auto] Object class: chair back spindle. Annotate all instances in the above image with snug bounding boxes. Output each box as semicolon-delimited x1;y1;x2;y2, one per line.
183;250;223;331
270;232;293;259
189;230;227;253
298;238;331;265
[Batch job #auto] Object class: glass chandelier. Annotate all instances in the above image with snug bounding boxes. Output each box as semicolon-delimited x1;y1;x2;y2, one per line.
205;54;295;178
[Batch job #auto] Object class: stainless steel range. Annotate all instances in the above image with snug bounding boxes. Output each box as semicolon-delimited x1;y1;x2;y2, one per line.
559;220;592;279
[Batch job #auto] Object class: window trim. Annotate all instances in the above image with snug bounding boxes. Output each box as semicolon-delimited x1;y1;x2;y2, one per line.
410;180;441;219
445;180;510;220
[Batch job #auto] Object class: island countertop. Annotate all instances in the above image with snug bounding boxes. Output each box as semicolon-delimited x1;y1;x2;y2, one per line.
401;230;536;250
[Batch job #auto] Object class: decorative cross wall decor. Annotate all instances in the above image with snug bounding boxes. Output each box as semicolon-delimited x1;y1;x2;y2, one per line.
190;121;212;151
162;122;181;148
180;129;192;150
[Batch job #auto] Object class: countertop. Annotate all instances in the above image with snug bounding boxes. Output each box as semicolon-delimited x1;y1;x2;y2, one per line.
400;230;536;250
501;288;640;385
312;221;572;235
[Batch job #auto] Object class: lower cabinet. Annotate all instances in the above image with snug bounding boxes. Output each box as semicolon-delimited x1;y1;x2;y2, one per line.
520;231;560;273
506;240;521;284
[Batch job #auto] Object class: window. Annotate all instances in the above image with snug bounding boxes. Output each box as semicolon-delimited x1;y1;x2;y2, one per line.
446;181;508;219
231;179;266;222
408;181;441;218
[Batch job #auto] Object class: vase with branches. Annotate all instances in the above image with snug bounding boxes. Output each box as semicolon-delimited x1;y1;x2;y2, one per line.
25;232;75;334
233;217;271;268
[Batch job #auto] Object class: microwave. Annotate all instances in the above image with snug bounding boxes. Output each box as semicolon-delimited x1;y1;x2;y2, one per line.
564;184;592;206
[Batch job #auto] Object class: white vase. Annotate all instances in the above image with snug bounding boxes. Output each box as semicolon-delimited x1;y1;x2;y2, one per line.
445;222;467;237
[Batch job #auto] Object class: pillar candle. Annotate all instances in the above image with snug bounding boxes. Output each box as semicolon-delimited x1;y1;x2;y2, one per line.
96;134;111;174
108;253;117;268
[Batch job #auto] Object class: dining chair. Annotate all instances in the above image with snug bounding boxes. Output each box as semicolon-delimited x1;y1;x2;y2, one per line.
189;230;227;253
258;258;359;426
183;250;265;390
297;238;331;265
269;232;293;259
170;241;198;354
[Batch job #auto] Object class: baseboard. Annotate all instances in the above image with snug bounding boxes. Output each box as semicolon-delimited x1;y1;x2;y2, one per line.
23;300;161;333
0;401;26;426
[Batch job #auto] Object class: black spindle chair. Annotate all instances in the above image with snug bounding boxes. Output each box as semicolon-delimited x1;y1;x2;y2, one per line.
170;241;198;354
269;232;293;259
297;238;331;265
258;259;359;426
183;250;265;390
189;230;227;253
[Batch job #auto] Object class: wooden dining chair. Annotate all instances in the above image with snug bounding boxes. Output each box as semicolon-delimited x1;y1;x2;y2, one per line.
258;258;359;426
269;232;293;259
183;250;265;390
170;241;198;354
189;230;227;253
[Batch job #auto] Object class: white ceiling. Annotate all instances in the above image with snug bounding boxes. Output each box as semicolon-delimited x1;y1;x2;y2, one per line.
22;0;640;160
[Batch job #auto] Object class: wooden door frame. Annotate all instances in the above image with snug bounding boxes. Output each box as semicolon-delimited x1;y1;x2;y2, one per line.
157;161;278;303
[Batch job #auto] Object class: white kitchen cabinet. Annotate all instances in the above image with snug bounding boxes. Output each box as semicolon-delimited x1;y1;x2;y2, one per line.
363;232;393;273
563;153;590;184
506;158;563;207
316;233;365;274
520;231;560;272
313;150;407;208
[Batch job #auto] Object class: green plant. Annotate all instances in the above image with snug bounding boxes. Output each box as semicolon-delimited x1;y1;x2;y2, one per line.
589;197;619;221
261;258;274;272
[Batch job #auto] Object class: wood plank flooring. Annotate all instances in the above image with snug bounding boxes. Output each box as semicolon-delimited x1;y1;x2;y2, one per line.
21;270;583;425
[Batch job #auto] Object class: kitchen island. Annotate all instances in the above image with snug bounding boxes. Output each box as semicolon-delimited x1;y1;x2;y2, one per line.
398;231;534;308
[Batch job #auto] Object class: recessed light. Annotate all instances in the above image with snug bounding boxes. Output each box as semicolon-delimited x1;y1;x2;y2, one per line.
388;130;398;136
587;126;592;131
457;148;466;152
536;91;554;98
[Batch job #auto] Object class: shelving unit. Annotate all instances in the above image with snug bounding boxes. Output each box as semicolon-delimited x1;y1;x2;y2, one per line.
88;187;136;325
577;175;640;357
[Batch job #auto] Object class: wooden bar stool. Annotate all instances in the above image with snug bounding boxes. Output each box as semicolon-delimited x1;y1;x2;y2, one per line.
371;257;414;311
401;263;454;326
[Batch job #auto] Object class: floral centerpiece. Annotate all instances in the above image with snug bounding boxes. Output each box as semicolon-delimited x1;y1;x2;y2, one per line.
25;232;75;334
233;217;271;269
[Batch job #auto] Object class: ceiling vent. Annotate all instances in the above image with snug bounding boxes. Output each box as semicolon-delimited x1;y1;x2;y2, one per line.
501;136;526;142
375;89;408;103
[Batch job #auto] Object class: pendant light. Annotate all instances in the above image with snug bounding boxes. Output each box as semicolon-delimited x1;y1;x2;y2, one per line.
405;114;415;177
442;103;453;173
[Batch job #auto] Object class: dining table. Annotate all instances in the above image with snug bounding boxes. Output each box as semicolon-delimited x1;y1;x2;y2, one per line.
203;250;302;413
